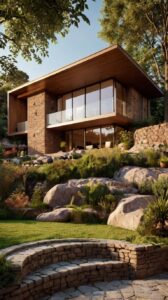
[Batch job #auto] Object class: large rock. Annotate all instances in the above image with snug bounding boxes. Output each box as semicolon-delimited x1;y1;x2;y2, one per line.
107;194;154;230
43;183;82;208
114;166;168;186
44;178;137;208
36;208;73;222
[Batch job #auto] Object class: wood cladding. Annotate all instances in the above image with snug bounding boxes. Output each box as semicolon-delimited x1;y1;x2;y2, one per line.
9;45;162;100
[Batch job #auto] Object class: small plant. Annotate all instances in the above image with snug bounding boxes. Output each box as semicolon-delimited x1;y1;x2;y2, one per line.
118;130;134;150
5;190;29;209
0;255;17;288
160;156;168;168
143;149;160;167
138;198;168;236
98;194;117;214
152;177;168;200
30;187;48;209
139;180;153;195
60;141;66;151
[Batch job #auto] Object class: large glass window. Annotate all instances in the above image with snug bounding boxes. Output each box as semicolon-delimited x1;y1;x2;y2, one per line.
86;127;100;149
72;129;85;149
73;89;85;120
101;80;114;115
86;84;100;118
62;93;72;122
101;126;114;148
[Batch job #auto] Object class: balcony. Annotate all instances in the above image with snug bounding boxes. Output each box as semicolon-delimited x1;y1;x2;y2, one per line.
47;109;73;126
17;121;28;133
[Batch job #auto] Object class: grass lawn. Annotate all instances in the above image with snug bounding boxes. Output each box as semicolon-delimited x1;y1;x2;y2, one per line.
0;220;167;249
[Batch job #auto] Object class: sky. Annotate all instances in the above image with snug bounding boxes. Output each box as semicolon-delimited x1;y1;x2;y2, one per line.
11;0;108;81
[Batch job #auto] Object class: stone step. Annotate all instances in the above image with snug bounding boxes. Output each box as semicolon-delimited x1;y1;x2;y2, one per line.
6;241;119;278
9;258;129;300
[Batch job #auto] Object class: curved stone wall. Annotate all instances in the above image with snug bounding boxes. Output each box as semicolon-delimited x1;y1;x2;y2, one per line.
134;123;168;147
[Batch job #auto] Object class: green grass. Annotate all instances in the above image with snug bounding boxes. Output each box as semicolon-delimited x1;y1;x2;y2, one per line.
0;220;167;249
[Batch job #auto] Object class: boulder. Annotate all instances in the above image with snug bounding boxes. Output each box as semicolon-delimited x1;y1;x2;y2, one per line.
107;194;154;230
36;207;73;222
114;166;168;186
44;178;138;208
43;183;82;208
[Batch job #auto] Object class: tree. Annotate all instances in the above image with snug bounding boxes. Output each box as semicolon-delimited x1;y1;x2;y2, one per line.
99;0;168;121
0;0;92;67
0;66;29;139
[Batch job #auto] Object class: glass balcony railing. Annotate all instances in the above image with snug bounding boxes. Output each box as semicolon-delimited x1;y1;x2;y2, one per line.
17;121;28;132
47;109;73;126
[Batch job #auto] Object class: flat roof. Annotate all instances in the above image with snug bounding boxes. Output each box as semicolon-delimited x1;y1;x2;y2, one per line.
9;45;163;99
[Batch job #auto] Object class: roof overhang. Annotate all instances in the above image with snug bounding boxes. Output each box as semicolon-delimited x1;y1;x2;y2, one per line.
9;45;163;99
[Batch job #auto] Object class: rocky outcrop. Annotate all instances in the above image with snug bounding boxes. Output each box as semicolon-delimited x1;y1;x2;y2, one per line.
43;178;138;208
114;166;168;186
36;208;73;222
107;194;154;230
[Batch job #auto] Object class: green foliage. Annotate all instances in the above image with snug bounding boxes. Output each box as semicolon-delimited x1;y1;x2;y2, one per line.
160;156;168;164
143;149;160;167
30;187;48;209
118;130;134;149
99;0;167;120
138;198;168;236
138;180;153;195
70;206;100;224
82;183;111;207
0;164;24;201
0;255;16;288
152;177;168;200
98;194;117;214
0;0;92;71
60;141;67;151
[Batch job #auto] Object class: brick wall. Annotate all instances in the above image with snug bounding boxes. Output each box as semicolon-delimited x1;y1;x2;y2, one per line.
27;92;61;155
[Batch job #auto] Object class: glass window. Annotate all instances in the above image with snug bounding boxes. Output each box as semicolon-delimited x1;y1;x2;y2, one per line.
101;126;114;148
86;127;100;149
72;129;85;149
101;80;114;115
86;84;100;118
62;93;72;122
73;89;85;120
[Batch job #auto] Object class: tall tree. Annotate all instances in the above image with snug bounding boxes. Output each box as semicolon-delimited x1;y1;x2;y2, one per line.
0;0;92;68
99;0;168;121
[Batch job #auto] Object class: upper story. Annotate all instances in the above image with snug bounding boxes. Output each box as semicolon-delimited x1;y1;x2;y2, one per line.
8;45;162;137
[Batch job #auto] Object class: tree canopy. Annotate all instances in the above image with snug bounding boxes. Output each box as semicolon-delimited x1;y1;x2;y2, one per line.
0;0;92;68
99;0;168;121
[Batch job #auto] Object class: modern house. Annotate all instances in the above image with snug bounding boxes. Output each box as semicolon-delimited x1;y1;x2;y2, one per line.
8;45;162;155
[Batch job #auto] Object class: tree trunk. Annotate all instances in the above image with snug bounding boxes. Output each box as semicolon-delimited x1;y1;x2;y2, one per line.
164;58;168;121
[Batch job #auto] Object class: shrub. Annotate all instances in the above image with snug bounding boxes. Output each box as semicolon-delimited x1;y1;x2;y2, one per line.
82;183;110;207
70;206;100;224
98;194;117;214
0;255;17;288
138;180;153;195
152;177;168;200
118;130;134;149
138;198;168;236
5;191;29;209
143;149;160;167
0;164;24;201
30;187;48;209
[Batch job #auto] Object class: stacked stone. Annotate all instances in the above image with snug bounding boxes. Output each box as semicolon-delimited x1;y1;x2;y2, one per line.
134;122;168;148
0;239;167;300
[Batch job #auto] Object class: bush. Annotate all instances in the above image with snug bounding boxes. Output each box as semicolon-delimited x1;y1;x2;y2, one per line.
138;180;153;195
98;194;117;214
30;187;48;209
138;198;168;236
152;177;168;200
82;183;111;207
143;149;160;167
118;130;134;149
0;255;17;288
70;206;100;224
0;164;24;201
5;191;29;209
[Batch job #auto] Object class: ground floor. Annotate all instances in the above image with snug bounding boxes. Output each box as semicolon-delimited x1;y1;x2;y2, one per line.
52;124;123;152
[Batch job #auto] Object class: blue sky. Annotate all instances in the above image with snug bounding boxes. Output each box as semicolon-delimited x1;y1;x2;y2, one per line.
14;0;108;81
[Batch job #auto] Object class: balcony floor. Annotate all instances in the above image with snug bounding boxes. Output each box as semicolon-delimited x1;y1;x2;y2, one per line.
46;113;132;131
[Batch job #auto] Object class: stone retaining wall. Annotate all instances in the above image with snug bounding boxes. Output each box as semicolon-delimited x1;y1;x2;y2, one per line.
0;239;168;300
134;122;168;147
